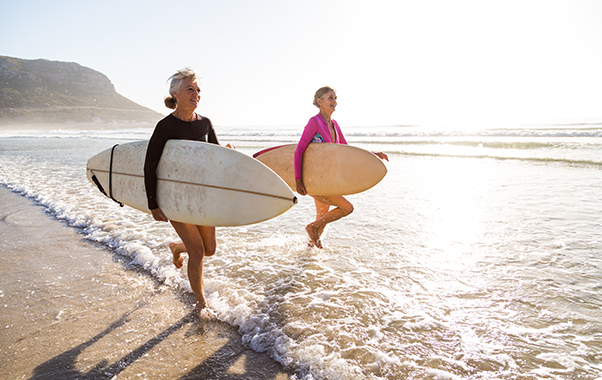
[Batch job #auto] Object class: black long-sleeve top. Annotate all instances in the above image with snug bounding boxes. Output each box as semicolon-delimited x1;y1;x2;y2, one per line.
143;113;219;210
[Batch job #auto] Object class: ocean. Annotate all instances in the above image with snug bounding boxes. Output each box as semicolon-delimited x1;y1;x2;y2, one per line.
1;122;601;379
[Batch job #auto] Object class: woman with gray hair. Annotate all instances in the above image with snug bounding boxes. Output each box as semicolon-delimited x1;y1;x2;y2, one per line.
294;86;388;248
144;68;232;314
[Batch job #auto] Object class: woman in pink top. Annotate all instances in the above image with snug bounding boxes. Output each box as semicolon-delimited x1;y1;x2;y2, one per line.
295;87;388;248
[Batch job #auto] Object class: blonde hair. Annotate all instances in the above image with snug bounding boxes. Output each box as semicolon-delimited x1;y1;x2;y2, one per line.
313;86;336;107
164;68;199;109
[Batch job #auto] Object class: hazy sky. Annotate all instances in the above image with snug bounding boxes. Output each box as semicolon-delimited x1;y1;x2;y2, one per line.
1;0;601;127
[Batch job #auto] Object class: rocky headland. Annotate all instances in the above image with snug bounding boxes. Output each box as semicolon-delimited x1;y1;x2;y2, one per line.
0;56;163;126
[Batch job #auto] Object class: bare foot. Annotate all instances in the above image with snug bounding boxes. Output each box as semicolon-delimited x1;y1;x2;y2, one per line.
308;226;326;247
318;225;325;238
198;307;218;320
305;224;323;249
169;242;185;269
194;299;217;320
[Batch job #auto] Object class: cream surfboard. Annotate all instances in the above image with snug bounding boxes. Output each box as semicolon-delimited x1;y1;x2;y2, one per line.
87;140;297;227
253;143;387;196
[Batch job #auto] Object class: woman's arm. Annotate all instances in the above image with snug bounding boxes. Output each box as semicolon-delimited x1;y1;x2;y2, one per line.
206;117;220;145
374;152;389;161
294;117;319;182
333;120;348;145
144;122;169;213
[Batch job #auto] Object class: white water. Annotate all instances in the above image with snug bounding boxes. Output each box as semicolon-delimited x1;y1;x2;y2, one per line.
1;124;601;379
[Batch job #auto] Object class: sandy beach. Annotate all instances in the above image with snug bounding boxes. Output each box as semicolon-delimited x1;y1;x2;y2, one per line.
2;123;601;379
0;185;291;380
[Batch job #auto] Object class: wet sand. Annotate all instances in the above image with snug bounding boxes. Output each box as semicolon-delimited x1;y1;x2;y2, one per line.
0;186;292;380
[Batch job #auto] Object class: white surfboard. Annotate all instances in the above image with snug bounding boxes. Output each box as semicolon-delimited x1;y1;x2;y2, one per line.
87;140;297;226
253;143;387;196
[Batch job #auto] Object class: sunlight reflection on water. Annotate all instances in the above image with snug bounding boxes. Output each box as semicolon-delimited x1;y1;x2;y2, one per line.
1;127;601;379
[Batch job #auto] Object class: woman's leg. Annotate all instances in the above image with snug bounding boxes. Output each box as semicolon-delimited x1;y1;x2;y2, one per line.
169;242;186;268
306;195;353;248
308;199;330;246
169;226;216;262
169;221;216;308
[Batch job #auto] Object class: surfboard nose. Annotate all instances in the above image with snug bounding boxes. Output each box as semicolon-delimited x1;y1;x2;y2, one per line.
293;196;298;205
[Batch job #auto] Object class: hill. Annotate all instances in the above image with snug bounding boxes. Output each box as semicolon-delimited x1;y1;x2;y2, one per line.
0;56;163;125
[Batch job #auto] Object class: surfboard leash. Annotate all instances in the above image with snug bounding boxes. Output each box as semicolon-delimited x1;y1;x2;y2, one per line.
90;144;124;207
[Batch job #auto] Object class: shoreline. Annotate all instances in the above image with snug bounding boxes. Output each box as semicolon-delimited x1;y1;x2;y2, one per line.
0;186;292;379
0;121;158;131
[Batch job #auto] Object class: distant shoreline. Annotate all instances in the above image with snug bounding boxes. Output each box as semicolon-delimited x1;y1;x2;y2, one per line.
0;121;158;131
0;106;164;129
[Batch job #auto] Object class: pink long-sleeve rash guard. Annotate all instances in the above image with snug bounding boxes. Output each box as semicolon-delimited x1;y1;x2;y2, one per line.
294;113;348;181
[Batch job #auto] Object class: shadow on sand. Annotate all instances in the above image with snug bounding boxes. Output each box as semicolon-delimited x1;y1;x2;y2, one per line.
30;305;290;380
